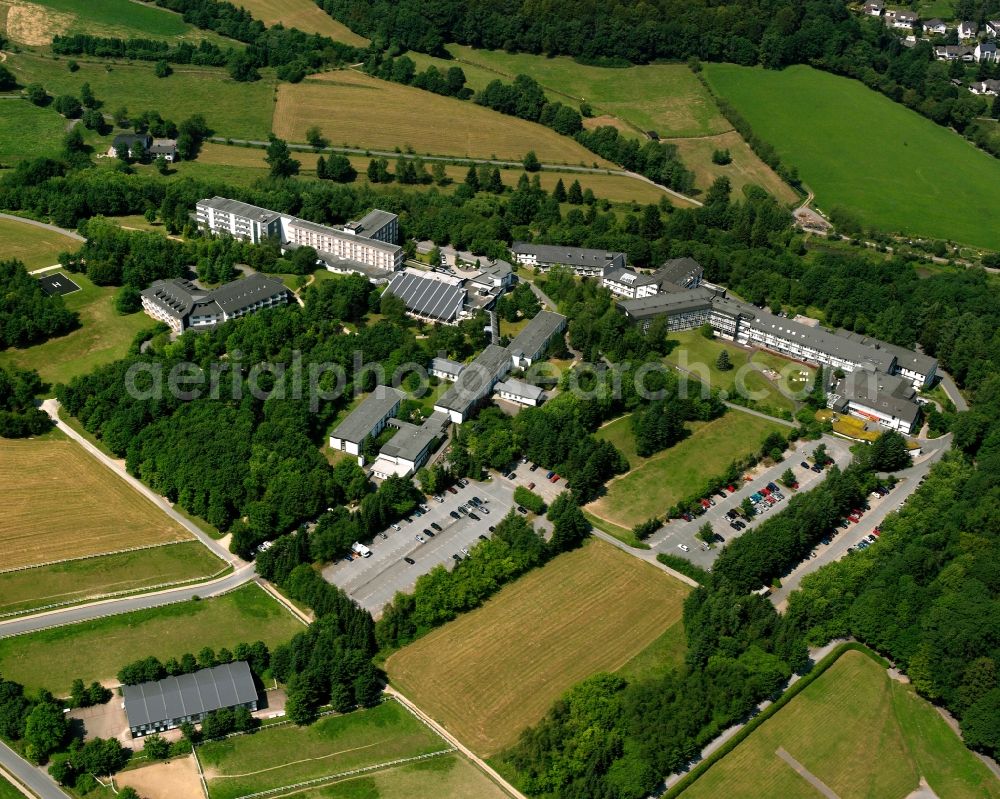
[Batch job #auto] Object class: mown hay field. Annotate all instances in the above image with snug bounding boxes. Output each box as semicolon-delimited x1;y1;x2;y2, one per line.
228;0;368;45
0;434;191;570
0;216;80;270
683;650;1000;799
385;539;690;756
273;70;614;165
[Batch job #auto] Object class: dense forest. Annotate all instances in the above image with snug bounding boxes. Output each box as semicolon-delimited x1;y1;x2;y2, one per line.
0;259;78;349
0;365;52;437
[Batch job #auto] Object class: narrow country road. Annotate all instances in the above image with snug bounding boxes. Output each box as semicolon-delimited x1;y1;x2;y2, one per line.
936;369;969;412
589;528;699;587
207;138;702;207
384;687;527;799
0;212;84;241
0;740;70;799
40;399;243;567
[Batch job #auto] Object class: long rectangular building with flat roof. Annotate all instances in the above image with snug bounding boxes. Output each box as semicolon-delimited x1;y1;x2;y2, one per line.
512;242;626;276
123;661;258;737
434;344;512;423
195;197;282;244
329;386;406;465
508;310;567;367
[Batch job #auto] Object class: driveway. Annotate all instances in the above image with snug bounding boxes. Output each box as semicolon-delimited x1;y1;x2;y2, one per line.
649;436;854;568
323;478;516;615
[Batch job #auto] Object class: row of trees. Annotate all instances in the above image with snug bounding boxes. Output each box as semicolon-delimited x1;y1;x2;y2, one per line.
0;366;52;438
0;260;78;350
117;641;271;685
52;34;229;66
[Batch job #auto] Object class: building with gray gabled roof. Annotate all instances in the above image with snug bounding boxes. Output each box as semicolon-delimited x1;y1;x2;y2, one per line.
508;310;567;367
434;344;512;423
828;367;921;433
123;661;258;737
329;386;406;465
511;242;626;276
140;274;289;334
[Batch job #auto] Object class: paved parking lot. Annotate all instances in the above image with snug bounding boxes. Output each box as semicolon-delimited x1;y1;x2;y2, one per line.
650;435;854;568
323;478;516;615
497;459;566;505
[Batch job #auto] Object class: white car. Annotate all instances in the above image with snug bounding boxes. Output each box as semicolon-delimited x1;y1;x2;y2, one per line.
391;523;401;532
415;534;426;543
678;543;690;552
433;495;444;503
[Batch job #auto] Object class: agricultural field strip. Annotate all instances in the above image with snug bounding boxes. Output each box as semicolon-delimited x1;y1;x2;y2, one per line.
0;539;214;576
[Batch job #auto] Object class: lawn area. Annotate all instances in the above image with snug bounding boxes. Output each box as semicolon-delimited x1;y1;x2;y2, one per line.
615;619;687;683
198;700;448;799
290;753;509;799
703;63;1000;249
1;0;239;46
667;131;798;204
445;46;729;138
0;268;155;385
0;583;304;694
0;775;23;799
385;539;690;756
588;409;787;529
5;53;276;141
0;215;80;270
273;70;612;165
230;0;368;45
0;433;192;570
0;541;227;616
663;329;809;414
682;649;1000;799
0;99;70;164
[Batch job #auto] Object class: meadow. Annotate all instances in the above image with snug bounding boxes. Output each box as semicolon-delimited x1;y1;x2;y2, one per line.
0;99;71;164
0;775;22;799
0;541;227;616
1;0;238;47
385;539;690;756
227;0;368;45
589;409;787;530
289;754;510;799
273;70;613;165
703;63;1000;249
5;53;276;141
198;700;448;799
0;433;192;570
0;584;304;694
682;649;1000;799
0;215;80;270
0;268;155;385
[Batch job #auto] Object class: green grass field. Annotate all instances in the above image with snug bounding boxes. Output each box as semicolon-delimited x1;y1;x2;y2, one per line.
615;619;687;683
198;700;449;799
664;329;813;414
703;63;1000;248
0;584;303;694
444;46;729;138
2;0;238;47
0;215;80;270
0;268;155;385
589;409;787;529
682;650;1000;799
386;540;690;756
289;753;509;799
0;774;24;799
5;53;276;141
0;541;227;616
0;99;70;164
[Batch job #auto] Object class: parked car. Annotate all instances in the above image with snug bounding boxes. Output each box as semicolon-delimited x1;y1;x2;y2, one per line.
681;512;693;522
469;512;480;521
449;511;461;520
471;496;482;506
433;495;444;503
506;472;517;480
545;471;555;479
460;547;470;556
391;523;401;532
423;529;435;537
527;482;535;490
730;521;741;531
811;464;823;472
800;461;810;469
550;474;560;483
415;534;426;543
458;479;469;487
516;506;528;515
529;464;538;472
412;509;423;517
866;534;878;543
447;486;458;494
404;556;415;565
419;503;430;512
726;484;736;493
678;543;690;552
480;533;489;540
452;554;462;562
430;522;442;531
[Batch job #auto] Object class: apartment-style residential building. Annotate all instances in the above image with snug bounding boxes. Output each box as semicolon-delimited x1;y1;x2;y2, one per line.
511;242;627;277
283;216;403;273
828;367;921;433
369;413;449;479
195;197;283;244
508;310;568;368
139;274;289;334
603;257;704;300
434;344;512;423
328;387;406;465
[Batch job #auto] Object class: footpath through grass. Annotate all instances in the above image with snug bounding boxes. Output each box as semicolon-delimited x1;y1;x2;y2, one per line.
704;63;1000;249
681;650;1000;799
0;269;155;385
385;539;690;756
198;700;448;799
0;584;304;694
589;409;786;530
0;541;227;616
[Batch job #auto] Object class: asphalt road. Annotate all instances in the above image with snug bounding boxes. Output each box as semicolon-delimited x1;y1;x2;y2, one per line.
0;740;69;799
770;434;951;609
649;435;854;567
324;478;517;614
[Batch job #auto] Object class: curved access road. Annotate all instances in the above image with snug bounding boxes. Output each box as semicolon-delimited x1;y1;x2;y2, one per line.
0;212;84;242
40;399;243;568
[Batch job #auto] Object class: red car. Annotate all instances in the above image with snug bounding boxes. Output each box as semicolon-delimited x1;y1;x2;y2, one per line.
872;527;881;537
550;474;560;483
700;499;711;509
726;484;736;493
848;514;861;523
527;482;535;490
446;486;458;495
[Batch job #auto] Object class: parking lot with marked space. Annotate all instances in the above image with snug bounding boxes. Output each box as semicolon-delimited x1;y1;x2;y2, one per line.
650;435;853;567
36;272;81;296
323;477;521;614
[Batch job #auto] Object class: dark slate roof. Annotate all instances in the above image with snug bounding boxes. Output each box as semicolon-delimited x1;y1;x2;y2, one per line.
511;242;625;269
386;270;466;321
140;278;205;319
380;412;449;461
507;310;567;360
431;357;465;377
123;661;257;728
347;209;397;239
832;368;920;424
652;257;703;287
618;287;716;320
112;133;150;150
331;386;406;444
495;378;544;401
436;345;511;413
210;273;288;314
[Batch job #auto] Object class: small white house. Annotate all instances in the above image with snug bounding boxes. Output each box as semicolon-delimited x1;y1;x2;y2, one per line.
976;41;999;62
863;0;883;15
958;20;977;39
922;18;947;35
494;379;545;407
987;20;1000;37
